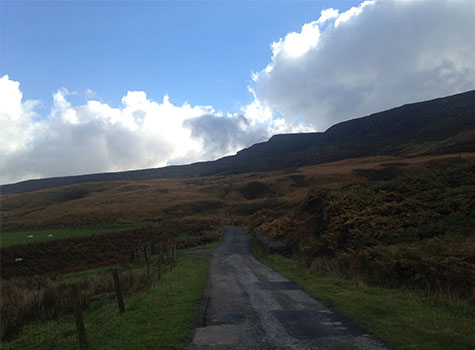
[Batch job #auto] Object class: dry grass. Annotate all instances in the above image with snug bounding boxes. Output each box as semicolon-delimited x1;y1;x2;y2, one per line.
2;153;474;231
0;268;149;340
260;157;475;299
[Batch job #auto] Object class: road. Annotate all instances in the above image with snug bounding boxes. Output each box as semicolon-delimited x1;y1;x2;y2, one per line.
188;226;388;350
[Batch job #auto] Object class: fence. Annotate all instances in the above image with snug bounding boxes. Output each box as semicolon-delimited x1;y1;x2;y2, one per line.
68;241;177;349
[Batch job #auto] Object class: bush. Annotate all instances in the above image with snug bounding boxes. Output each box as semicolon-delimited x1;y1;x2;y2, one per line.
260;161;475;299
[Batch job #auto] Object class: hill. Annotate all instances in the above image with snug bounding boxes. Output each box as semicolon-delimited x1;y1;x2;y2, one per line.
2;89;475;194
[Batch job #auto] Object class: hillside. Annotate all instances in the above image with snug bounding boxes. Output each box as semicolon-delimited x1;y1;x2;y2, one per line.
2;153;473;232
259;159;475;299
2;152;474;294
2;89;475;194
1;152;474;348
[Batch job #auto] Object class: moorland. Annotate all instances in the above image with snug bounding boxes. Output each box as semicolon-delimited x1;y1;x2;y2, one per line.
1;90;474;348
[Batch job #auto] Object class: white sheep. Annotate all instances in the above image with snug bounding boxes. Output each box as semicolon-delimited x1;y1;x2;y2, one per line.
48;234;54;238
27;234;33;238
15;258;23;262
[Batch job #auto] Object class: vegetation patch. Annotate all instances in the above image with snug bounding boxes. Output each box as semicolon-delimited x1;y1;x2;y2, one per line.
238;181;273;200
261;160;475;298
0;224;143;248
286;174;310;187
1;223;219;278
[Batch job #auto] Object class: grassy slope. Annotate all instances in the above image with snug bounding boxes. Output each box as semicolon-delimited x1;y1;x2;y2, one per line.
260;159;475;297
3;154;473;231
251;239;475;350
2;154;474;348
2;254;209;350
0;224;143;248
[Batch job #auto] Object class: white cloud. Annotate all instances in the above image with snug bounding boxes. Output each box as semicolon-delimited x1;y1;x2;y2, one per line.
317;8;339;25
271;20;320;59
0;75;41;154
335;1;374;27
253;0;475;131
0;76;272;184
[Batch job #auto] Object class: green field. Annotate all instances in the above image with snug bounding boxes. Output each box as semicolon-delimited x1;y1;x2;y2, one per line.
251;238;475;350
2;254;210;349
0;224;143;248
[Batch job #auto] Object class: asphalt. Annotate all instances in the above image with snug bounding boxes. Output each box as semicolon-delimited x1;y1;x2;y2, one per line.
187;226;388;350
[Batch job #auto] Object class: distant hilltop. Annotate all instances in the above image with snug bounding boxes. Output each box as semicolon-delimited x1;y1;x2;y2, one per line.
2;89;475;195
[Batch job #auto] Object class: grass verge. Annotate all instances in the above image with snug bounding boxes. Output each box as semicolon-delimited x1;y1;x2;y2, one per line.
250;238;475;350
2;254;209;350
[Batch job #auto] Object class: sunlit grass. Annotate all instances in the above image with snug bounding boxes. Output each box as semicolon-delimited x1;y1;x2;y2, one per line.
0;224;144;248
2;254;209;349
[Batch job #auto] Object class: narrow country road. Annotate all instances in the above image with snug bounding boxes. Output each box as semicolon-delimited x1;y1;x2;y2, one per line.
188;226;388;350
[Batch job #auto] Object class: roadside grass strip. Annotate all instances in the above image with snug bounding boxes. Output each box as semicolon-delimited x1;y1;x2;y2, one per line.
2;255;209;350
251;239;475;350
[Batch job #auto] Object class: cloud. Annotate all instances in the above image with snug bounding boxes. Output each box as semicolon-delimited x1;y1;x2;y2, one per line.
4;0;474;184
252;0;475;131
0;76;274;184
0;75;41;155
183;114;269;161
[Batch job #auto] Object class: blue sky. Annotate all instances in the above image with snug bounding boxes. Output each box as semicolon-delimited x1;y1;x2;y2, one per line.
1;0;474;184
1;0;360;113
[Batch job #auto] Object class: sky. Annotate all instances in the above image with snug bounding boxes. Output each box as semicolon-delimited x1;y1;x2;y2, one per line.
1;0;475;185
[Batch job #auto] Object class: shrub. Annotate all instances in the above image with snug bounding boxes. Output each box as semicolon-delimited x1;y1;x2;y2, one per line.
260;161;475;299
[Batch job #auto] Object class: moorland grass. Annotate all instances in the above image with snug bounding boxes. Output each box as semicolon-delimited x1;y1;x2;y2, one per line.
2;254;209;350
259;160;475;298
251;238;475;350
0;224;144;248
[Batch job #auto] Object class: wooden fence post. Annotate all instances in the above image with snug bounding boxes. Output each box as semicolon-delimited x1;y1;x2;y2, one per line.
70;284;88;349
158;245;161;280
143;245;150;280
166;243;170;270
173;243;177;267
169;244;173;271
111;268;125;313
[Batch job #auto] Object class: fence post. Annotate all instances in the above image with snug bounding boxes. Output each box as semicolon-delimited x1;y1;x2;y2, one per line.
143;245;150;280
173;243;177;267
111;268;125;313
166;243;170;269
158;257;161;280
70;284;88;349
158;245;161;280
168;244;173;271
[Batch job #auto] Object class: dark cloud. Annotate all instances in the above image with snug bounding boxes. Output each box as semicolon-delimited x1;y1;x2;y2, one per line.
183;114;269;160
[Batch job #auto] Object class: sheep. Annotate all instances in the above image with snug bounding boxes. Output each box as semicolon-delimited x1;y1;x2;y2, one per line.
48;234;54;238
27;234;33;238
15;258;23;262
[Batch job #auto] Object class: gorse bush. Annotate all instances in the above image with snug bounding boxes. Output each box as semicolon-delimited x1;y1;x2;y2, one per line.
261;161;475;299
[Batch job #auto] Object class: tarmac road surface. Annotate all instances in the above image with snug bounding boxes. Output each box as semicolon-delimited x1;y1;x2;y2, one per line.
188;226;388;350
